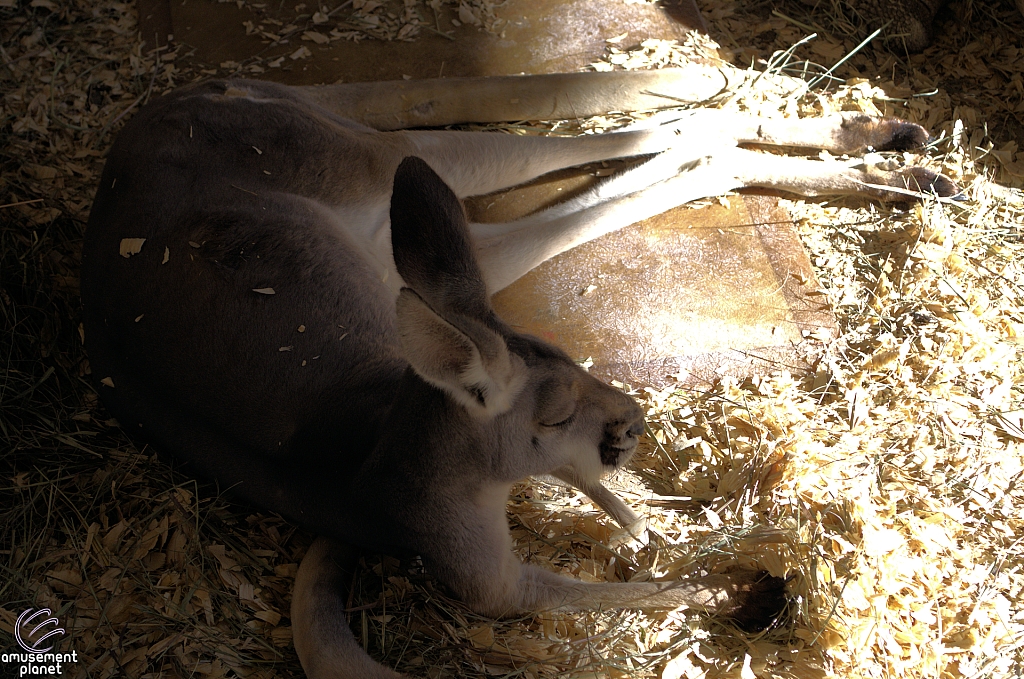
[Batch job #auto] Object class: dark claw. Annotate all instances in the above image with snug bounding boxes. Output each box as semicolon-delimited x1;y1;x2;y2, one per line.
903;167;959;198
873;119;930;152
719;570;789;632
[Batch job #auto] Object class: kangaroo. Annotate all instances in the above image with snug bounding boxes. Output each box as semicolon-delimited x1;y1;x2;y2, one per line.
80;70;956;679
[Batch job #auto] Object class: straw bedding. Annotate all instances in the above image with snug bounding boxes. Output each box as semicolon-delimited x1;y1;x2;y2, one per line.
1;0;1022;677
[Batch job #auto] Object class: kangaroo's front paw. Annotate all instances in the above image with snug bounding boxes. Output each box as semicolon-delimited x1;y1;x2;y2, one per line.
716;570;788;632
608;514;650;549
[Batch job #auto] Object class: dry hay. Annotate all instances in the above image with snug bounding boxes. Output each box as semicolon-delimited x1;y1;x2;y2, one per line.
1;0;1023;678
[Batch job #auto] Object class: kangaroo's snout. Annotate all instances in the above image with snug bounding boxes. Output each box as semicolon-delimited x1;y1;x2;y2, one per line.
599;396;645;468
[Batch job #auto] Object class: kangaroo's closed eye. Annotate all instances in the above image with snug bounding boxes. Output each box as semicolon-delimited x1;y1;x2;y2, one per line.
540;411;575;428
535;377;577;427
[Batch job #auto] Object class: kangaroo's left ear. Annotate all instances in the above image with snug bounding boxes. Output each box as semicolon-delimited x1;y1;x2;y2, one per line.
395;287;523;417
389;156;492;321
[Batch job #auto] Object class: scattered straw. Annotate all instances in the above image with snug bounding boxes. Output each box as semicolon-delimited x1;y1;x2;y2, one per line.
2;0;1022;678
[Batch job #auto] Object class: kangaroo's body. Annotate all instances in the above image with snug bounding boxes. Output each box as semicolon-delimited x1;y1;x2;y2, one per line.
81;71;955;678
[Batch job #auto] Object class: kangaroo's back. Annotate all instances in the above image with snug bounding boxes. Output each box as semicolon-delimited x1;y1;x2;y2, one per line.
81;81;409;524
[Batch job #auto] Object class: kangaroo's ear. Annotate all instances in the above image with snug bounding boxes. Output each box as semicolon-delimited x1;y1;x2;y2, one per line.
389;156;491;320
396;288;522;416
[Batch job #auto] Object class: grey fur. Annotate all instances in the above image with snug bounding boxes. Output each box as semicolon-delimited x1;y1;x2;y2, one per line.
81;71;957;678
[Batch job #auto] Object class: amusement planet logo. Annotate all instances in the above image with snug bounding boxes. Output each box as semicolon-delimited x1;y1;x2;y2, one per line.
3;608;78;677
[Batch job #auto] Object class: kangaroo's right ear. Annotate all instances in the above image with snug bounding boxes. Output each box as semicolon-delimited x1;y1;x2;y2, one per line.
396;288;522;417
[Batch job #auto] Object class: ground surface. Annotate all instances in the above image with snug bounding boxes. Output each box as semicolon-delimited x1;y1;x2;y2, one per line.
1;0;1023;678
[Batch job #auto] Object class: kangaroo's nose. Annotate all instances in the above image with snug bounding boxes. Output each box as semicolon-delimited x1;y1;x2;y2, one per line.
607;408;644;443
600;409;644;468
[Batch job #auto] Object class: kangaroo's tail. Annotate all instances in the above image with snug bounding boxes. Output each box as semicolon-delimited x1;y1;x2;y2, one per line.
293;537;405;679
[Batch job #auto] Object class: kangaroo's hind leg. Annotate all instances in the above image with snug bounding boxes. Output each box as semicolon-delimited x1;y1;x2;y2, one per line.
470;135;956;293
393;123;688;199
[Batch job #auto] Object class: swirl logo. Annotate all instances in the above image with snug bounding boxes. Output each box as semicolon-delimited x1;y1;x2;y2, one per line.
14;608;66;653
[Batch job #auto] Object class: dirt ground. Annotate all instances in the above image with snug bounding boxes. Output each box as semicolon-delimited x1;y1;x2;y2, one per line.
1;0;1022;677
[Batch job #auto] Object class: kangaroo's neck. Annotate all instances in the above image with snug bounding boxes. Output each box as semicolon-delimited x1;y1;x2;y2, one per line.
361;369;488;478
340;370;515;548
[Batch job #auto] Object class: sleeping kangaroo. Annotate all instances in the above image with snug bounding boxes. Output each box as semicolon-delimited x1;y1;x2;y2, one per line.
81;69;956;678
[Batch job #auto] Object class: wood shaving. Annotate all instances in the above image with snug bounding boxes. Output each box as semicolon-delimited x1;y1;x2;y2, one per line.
119;237;146;258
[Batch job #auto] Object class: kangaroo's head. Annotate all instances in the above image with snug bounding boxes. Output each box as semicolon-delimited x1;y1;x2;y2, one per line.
389;156;644;484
